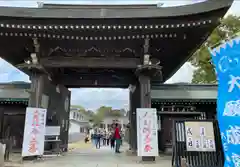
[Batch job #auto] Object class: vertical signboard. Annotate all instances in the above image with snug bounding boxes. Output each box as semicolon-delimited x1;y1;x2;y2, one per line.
22;107;47;157
136;108;158;157
185;121;216;152
209;37;240;167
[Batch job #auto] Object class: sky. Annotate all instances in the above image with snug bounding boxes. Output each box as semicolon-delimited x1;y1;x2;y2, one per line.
0;0;239;111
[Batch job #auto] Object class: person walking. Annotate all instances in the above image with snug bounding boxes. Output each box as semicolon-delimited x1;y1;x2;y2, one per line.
90;129;95;145
91;131;97;146
106;132;110;146
95;132;101;149
114;123;121;153
120;130;124;146
110;130;115;149
102;132;106;146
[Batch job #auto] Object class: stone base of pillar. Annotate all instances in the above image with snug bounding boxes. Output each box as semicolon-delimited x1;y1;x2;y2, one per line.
142;156;155;162
22;156;38;161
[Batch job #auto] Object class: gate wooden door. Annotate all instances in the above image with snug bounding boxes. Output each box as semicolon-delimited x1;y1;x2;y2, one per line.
162;114;200;149
162;116;173;147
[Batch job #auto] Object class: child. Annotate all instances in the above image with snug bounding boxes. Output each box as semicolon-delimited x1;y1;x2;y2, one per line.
84;134;89;143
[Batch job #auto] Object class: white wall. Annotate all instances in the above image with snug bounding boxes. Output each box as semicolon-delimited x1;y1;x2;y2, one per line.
69;121;81;134
68;120;88;143
69;110;88;123
68;109;91;143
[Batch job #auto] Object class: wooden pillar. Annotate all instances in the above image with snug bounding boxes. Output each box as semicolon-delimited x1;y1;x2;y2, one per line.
0;109;4;139
139;74;155;162
28;73;71;152
128;90;134;150
28;73;45;108
128;94;132;147
129;83;140;152
139;75;151;108
133;38;161;161
132;85;140;151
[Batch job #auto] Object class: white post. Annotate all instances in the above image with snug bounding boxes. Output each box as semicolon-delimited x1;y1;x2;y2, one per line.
0;143;5;167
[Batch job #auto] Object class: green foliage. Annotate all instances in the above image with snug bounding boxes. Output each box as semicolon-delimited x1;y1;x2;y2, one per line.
111;109;124;117
190;15;240;83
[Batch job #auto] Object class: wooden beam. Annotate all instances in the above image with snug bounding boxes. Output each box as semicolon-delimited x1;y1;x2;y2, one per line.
61;78;130;88
41;56;140;69
56;75;132;88
157;111;202;115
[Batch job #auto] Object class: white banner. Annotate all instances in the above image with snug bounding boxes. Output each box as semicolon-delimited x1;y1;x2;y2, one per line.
22;107;47;157
137;108;158;157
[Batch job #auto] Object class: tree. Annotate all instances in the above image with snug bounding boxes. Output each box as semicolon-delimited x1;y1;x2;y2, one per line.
92;106;125;126
92;106;111;126
71;105;85;110
190;15;240;83
111;109;125;117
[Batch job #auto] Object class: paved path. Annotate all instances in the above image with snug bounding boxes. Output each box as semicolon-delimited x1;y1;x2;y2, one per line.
5;144;172;167
68;140;92;150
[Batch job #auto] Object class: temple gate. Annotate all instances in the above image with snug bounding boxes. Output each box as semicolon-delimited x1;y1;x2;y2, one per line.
0;0;233;161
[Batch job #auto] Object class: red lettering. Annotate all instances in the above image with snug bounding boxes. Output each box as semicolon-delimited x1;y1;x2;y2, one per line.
144;145;152;152
145;133;151;143
32;110;39;127
28;135;37;153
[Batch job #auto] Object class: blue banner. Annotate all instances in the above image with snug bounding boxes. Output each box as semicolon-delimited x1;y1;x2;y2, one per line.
210;37;240;167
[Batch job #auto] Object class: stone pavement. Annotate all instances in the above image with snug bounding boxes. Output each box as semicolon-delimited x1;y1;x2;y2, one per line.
68;140;92;150
5;143;172;167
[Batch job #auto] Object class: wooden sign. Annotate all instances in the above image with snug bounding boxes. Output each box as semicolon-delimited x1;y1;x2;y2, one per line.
185;121;216;152
136;108;158;157
22;107;47;157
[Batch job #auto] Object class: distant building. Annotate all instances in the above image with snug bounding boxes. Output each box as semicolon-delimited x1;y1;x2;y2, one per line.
68;108;91;143
100;114;128;132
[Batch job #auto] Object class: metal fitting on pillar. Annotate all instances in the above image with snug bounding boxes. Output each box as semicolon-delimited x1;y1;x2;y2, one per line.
143;54;150;65
30;53;38;65
135;38;162;79
129;84;136;93
143;38;150;54
56;85;60;93
33;38;40;53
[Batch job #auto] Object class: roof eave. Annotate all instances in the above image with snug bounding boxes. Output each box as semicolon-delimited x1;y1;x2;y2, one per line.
0;0;234;19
